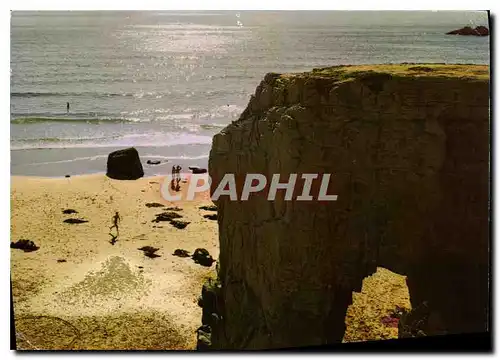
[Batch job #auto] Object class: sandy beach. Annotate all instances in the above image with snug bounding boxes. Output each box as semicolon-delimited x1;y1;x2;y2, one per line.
11;173;412;350
11;173;218;350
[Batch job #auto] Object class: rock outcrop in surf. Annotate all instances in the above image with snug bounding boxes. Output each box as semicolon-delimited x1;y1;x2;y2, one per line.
199;64;490;349
446;25;489;36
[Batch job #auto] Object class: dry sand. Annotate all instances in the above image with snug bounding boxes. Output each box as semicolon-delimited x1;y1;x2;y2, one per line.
11;173;411;350
11;173;218;350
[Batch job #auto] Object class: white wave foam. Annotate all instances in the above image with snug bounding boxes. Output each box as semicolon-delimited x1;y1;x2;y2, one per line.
20;154;209;167
11;132;213;150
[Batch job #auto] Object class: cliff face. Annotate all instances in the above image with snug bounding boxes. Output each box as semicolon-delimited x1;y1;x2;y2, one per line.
203;64;490;349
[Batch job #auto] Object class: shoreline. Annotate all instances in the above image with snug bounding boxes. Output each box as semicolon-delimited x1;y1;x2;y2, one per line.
11;172;184;180
10;145;211;178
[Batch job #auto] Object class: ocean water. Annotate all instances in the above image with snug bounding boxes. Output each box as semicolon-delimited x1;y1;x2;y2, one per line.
10;11;489;177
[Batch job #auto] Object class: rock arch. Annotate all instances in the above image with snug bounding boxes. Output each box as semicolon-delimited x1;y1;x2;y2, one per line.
200;64;490;349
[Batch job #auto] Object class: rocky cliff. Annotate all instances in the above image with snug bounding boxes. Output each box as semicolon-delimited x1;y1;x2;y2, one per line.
200;64;490;349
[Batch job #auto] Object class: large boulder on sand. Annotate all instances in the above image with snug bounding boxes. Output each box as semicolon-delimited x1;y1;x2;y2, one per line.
106;147;144;180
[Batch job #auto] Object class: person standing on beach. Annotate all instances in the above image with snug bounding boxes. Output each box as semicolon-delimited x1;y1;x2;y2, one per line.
175;165;182;191
66;102;70;113
171;166;176;191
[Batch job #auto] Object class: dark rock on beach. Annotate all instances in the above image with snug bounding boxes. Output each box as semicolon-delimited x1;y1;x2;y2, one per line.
189;166;208;174
446;25;489;36
106;147;144;180
146;160;161;165
165;206;183;211
138;246;161;258
196;277;223;350
170;220;190;229
203;214;218;221
57;259;67;263
11;239;39;252
63;218;88;224
62;209;78;214
173;249;190;257
192;248;215;267
199;205;217;211
145;202;165;208
196;325;212;350
152;211;183;223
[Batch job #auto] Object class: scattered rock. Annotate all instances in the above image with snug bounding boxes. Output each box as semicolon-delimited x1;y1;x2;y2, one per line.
173;249;190;257
138;266;143;269
65;175;70;178
192;248;215;267
170;220;191;229
11;239;39;252
390;305;406;319
138;246;161;258
106;147;144;180
203;214;218;221
57;259;67;263
63;218;88;224
199;205;217;211
446;25;489;36
398;302;431;338
189;166;208;174
165;206;183;211
146;160;161;165
152;211;183;223
62;209;78;214
145;202;165;208
196;324;212;350
196;277;222;350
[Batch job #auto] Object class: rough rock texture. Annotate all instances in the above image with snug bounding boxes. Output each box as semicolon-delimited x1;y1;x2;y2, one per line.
205;64;490;349
106;147;144;180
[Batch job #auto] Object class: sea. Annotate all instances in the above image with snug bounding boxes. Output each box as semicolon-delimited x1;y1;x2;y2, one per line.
10;11;490;177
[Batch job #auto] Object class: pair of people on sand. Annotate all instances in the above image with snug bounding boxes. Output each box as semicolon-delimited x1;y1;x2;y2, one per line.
171;165;182;191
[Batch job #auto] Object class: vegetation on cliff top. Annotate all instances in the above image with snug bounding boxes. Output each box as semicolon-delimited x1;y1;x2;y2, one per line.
277;63;488;84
